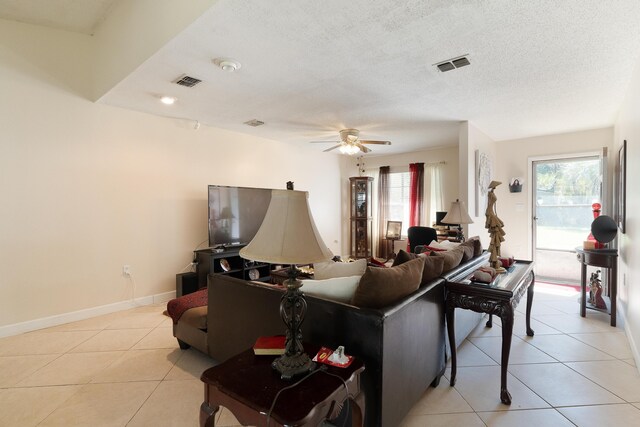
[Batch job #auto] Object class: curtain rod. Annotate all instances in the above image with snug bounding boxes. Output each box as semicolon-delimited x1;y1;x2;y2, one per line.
377;161;446;168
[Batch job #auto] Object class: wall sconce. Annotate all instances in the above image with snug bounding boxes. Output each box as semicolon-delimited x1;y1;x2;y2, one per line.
509;178;523;193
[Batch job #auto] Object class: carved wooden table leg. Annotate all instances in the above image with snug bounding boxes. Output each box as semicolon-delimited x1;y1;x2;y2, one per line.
486;313;493;328
499;305;514;405
526;273;535;337
350;393;366;427
200;401;219;427
610;262;617;327
446;294;457;386
580;261;587;317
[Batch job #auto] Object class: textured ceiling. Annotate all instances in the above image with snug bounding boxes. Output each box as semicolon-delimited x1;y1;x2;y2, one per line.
3;0;640;155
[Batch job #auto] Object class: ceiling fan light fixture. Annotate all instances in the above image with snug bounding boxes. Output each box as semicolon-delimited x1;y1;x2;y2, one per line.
339;144;360;155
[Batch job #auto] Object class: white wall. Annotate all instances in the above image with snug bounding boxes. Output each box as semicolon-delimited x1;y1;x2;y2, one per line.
0;20;343;329
614;59;640;364
459;122;497;247
493;128;613;259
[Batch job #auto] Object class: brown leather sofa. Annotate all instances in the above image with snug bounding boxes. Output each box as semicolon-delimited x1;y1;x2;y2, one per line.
172;253;488;427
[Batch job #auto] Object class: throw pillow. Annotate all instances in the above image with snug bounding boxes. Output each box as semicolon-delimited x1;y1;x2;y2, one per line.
368;258;388;268
313;258;367;280
301;276;361;303
429;240;460;250
392;250;445;285
431;246;464;272
468;236;483;257
351;257;425;309
457;240;475;262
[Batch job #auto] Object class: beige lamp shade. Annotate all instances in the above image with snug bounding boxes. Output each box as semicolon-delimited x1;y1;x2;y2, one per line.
442;199;474;225
239;189;333;265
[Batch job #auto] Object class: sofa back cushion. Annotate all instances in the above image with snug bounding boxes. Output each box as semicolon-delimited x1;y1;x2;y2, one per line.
351;257;425;308
392;250;444;285
467;236;483;257
313;258;367;280
301;276;361;303
457;242;475;262
431;246;465;272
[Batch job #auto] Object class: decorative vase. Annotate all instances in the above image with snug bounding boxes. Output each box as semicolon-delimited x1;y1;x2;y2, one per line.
586;203;605;249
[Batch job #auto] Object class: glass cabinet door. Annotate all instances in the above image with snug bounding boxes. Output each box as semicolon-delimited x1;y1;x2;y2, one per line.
351;219;372;259
350;177;373;258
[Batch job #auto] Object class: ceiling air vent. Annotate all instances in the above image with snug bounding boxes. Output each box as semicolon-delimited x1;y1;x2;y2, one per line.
174;75;202;87
435;55;470;72
244;119;265;127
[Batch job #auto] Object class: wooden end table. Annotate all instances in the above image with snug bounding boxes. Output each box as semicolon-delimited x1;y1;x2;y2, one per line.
445;260;535;405
199;344;365;426
575;247;618;326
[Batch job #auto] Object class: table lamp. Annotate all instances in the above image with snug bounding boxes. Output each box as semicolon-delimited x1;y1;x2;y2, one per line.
239;188;333;379
441;199;474;242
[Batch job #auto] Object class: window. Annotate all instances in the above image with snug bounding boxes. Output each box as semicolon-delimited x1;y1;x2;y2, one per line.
388;171;411;237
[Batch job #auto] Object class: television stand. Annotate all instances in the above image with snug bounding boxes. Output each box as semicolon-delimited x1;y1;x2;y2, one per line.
195;247;274;288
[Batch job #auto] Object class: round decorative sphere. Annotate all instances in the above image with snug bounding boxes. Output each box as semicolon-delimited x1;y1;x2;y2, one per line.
591;215;617;244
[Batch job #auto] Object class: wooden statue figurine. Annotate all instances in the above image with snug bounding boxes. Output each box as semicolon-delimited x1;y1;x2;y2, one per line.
589;269;607;309
485;180;506;273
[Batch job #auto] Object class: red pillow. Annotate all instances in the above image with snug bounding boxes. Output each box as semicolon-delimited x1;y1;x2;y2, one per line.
368;258;388;268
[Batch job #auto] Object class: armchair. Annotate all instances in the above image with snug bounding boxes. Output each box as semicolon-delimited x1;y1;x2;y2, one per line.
407;226;438;253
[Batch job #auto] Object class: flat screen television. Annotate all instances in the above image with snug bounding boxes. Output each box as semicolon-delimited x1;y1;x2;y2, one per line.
208;185;272;248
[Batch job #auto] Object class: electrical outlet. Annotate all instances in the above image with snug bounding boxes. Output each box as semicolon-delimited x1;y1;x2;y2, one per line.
123;265;131;276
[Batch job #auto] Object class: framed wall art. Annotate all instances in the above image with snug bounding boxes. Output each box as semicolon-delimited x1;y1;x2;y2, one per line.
475;150;492;216
615;140;627;233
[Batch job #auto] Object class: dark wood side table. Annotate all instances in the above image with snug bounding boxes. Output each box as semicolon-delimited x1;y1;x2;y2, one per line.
575;247;618;327
445;260;535;405
199;344;365;427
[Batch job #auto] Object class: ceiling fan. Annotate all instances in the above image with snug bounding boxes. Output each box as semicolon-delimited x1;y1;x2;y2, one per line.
310;129;391;155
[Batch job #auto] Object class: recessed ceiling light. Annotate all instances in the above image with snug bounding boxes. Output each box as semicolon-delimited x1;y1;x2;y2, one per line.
213;57;241;72
160;96;177;105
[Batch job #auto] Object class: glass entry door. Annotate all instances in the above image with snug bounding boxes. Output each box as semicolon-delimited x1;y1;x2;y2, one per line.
533;156;603;283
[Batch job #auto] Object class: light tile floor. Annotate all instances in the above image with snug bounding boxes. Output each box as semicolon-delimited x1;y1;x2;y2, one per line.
0;284;638;426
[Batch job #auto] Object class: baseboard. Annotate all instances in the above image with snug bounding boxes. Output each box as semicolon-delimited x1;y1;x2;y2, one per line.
619;304;640;374
0;290;177;338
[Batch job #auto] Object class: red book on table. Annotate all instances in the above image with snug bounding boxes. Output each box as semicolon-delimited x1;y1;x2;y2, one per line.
253;335;286;355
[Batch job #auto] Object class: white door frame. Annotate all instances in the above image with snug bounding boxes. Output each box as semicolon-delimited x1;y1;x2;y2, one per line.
527;149;607;263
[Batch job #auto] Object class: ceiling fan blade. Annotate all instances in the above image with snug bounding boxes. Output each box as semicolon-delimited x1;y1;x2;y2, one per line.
359;140;392;145
323;144;342;152
310;140;340;144
356;143;372;153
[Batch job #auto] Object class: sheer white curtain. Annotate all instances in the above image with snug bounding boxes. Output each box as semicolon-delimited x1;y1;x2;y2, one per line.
424;163;444;226
363;163;443;258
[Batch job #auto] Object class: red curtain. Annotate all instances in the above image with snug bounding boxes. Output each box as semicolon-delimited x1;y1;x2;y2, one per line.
377;166;390;259
409;162;424;227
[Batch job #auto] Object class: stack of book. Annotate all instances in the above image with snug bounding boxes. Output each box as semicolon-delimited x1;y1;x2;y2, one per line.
434;224;451;242
252;335;286;355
